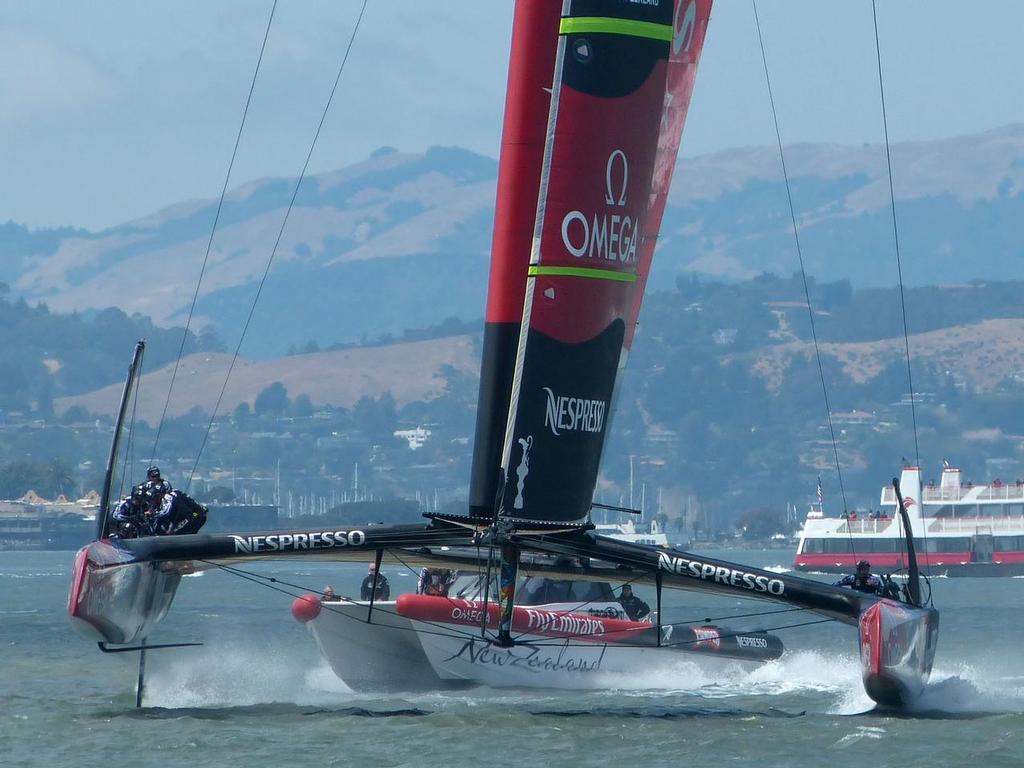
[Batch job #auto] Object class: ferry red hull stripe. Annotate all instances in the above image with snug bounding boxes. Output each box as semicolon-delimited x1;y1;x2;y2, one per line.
796;553;974;569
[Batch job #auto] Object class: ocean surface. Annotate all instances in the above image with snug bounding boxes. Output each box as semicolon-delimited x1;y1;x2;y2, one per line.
4;548;1024;768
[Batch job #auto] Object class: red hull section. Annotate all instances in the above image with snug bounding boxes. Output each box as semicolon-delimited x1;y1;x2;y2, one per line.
796;552;972;570
858;600;939;705
794;552;1024;576
396;594;784;663
397;594;651;644
67;540;182;645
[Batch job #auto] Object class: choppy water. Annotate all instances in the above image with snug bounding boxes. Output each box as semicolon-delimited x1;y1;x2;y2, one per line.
5;549;1024;768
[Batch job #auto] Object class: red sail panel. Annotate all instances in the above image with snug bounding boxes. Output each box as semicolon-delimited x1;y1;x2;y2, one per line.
624;0;713;351
499;0;691;523
469;1;561;518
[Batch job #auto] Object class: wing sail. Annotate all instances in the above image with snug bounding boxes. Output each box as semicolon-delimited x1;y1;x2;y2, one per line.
494;1;713;524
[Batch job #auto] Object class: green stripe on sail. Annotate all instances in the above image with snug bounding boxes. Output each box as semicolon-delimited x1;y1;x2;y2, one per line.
559;17;673;42
528;265;637;283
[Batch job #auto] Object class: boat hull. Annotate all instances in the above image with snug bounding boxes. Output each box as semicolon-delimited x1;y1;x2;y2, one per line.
299;593;783;692
303;600;462;691
410;625;757;689
67;540;182;644
859;600;939;706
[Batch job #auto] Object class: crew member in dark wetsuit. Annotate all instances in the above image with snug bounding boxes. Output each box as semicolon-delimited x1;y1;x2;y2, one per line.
418;568;452;596
360;563;391;601
141;465;172;499
834;559;887;595
618;584;651;621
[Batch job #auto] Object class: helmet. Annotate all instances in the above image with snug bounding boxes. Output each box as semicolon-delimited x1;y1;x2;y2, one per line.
147;466;161;480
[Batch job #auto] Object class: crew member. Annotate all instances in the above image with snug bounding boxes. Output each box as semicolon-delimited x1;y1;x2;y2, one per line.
142;465;172;498
360;563;391;601
618;584;651;621
418;568;452;597
834;560;886;595
111;488;148;537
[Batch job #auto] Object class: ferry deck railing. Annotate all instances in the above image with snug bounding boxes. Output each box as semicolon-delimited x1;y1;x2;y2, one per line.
927;517;1024;534
881;484;1024;504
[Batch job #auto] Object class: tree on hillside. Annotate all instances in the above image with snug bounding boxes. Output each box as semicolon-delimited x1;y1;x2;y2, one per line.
254;382;289;415
353;392;398;442
735;506;786;540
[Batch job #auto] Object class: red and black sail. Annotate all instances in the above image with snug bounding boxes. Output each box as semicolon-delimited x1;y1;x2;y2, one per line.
470;0;713;524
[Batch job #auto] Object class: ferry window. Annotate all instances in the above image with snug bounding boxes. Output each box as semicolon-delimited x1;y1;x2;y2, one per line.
824;539;854;554
802;538;824;554
995;537;1022;552
932;505;954;518
1007;505;1024;517
923;537;970;553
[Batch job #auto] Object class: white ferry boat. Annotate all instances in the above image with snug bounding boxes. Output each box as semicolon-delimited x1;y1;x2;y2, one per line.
794;464;1024;576
592;519;670;547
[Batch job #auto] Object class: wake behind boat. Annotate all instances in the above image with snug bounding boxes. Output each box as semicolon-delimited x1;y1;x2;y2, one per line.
68;0;940;710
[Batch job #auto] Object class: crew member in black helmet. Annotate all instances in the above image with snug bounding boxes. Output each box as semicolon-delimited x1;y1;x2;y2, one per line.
143;465;172;497
834;560;886;595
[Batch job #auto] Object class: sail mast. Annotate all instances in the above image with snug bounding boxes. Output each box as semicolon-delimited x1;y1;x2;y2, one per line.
97;340;145;540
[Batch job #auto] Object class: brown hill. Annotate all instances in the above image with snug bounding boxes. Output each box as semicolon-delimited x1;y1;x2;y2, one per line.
54;334;479;424
750;319;1024;393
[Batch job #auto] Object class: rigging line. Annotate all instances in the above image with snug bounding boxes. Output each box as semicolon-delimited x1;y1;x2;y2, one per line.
117;352;145;506
151;0;279;461
186;0;370;491
671;605;810;625
752;0;850;518
871;0;920;470
195;559;483;643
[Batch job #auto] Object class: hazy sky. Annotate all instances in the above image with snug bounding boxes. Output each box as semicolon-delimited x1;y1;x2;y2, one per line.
4;1;1023;231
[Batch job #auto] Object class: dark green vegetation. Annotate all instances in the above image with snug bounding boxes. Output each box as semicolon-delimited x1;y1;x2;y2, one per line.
0;282;221;415
2;274;1021;536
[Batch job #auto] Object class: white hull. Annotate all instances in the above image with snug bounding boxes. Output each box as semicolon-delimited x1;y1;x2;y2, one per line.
306;601;450;691
304;598;764;691
410;623;754;689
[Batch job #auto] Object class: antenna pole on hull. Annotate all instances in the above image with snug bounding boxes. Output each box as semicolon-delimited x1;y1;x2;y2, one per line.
497;542;520;647
891;477;922;606
135;638;147;708
366;548;384;622
655;573;663;647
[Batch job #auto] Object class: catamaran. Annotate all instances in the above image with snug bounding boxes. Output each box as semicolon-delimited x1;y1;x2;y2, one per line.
68;0;939;708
